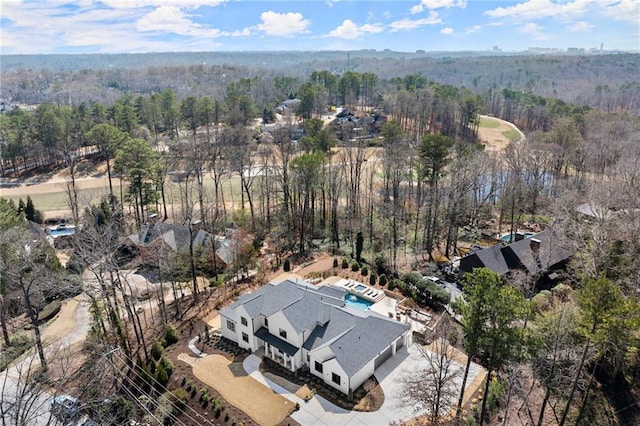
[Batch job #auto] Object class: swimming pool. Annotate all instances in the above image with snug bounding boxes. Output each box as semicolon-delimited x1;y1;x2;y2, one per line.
49;227;76;237
354;284;367;292
500;232;534;243
345;293;373;311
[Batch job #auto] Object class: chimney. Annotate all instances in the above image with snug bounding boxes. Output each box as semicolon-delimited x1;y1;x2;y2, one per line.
530;238;542;269
190;219;203;232
530;238;541;253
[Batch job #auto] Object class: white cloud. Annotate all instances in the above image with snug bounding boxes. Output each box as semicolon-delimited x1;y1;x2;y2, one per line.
485;0;591;20
568;20;595;31
256;11;310;37
411;0;467;13
440;27;454;34
102;0;225;9
137;6;221;37
518;22;547;39
383;10;392;19
327;19;384;39
390;11;442;31
0;0;227;54
485;0;640;24
602;0;640;23
465;24;481;34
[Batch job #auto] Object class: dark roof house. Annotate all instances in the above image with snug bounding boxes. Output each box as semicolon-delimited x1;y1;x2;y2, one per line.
123;220;241;269
459;227;573;287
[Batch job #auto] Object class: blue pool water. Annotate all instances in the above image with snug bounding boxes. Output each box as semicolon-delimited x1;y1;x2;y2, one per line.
500;232;534;243
345;294;373;311
355;284;367;292
49;227;76;237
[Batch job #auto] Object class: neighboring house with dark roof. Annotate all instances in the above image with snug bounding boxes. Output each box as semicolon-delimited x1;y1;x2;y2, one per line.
122;218;240;269
0;99;16;114
219;278;409;395
275;98;301;116
459;227;573;287
27;220;48;242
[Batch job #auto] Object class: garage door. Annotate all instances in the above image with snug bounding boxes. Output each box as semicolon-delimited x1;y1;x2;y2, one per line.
375;345;393;369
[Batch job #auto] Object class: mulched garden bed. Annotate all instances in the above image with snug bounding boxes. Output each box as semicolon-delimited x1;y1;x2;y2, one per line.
259;357;384;412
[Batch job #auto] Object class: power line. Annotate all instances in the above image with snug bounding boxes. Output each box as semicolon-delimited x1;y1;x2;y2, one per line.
103;355;163;426
111;349;212;426
108;348;215;426
117;371;185;426
106;357;183;426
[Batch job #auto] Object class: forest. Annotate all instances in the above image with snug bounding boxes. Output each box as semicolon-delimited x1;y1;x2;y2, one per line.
1;52;639;425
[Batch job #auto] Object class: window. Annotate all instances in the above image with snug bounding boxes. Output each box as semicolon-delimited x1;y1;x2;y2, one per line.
264;317;269;326
241;316;248;326
332;373;341;385
226;320;235;332
315;361;323;373
307;354;310;362
279;328;287;339
242;332;249;343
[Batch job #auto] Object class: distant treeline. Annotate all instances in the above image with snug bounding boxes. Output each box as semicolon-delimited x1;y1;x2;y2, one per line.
1;52;638;113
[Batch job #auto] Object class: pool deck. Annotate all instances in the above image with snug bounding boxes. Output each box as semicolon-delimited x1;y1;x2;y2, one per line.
333;278;386;303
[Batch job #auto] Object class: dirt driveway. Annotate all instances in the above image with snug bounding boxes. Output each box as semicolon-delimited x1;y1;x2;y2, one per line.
180;353;294;426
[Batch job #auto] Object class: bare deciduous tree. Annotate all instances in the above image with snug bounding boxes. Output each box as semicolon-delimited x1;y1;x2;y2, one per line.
400;322;462;425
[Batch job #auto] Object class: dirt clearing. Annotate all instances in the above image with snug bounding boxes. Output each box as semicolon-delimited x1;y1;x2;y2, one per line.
477;115;524;153
183;353;294;426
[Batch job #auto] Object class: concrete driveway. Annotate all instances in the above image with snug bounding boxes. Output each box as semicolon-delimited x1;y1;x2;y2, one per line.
244;344;485;426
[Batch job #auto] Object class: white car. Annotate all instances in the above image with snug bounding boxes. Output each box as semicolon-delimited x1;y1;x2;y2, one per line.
51;395;81;420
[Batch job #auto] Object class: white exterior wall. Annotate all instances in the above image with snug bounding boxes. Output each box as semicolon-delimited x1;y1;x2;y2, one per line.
235;305;254;351
266;311;303;370
322;358;350;394
220;313;238;342
268;311;303;347
349;359;375;392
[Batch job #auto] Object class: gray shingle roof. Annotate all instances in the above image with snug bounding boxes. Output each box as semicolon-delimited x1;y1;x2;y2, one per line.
502;228;571;274
302;307;356;351
329;314;408;376
459;227;572;276
136;222;193;251
460;244;509;274
222;279;409;377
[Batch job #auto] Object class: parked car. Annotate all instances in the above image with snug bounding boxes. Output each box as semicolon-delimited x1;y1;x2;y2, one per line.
51;395;81;420
424;275;446;288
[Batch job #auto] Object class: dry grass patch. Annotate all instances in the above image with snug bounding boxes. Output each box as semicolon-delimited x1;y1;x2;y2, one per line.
187;354;293;426
41;298;79;345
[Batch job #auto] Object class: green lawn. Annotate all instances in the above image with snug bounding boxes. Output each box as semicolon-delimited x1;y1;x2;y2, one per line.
6;174;247;218
5;186;114;214
502;128;522;141
479;116;501;129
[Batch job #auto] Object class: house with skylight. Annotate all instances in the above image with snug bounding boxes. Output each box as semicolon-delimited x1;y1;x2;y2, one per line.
219;278;409;395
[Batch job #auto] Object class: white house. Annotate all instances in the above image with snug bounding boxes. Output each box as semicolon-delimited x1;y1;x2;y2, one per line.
219;278;409;395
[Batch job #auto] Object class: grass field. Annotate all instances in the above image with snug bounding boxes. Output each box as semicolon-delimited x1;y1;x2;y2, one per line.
4;184;115;214
502;128;522;141
3;119;523;219
479;116;501;129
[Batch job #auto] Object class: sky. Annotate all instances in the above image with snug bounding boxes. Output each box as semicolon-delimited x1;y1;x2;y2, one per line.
1;0;638;55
